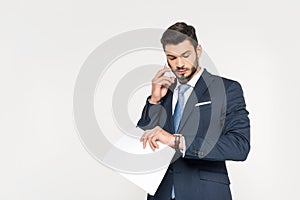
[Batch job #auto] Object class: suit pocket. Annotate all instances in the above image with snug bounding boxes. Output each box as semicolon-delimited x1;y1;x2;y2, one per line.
194;102;212;111
198;104;211;111
198;170;230;185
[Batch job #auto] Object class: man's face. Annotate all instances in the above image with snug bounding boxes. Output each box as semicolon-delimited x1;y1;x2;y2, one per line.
164;39;201;84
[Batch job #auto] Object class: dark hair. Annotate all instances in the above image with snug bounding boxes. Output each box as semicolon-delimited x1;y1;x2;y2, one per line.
160;22;198;50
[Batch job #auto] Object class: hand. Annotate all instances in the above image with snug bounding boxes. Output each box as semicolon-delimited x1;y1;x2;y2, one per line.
140;126;175;151
149;66;175;104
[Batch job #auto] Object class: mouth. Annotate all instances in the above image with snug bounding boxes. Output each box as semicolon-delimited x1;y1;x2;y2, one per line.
176;69;187;75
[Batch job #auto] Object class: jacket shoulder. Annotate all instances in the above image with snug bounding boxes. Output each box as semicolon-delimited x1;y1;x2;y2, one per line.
207;71;242;90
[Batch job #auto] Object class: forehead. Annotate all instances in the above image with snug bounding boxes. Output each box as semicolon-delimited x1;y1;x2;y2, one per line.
164;40;195;56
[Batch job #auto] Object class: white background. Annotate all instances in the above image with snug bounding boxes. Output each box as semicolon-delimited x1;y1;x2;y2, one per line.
1;0;300;199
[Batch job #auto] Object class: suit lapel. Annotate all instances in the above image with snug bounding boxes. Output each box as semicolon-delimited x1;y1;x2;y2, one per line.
177;69;215;133
163;81;176;133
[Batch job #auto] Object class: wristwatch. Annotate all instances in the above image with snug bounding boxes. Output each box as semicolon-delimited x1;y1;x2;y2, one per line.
173;134;182;149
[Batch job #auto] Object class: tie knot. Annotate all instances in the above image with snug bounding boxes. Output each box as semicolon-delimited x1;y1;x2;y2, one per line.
178;84;190;95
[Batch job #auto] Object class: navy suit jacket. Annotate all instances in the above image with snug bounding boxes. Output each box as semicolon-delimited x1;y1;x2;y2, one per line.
137;69;250;200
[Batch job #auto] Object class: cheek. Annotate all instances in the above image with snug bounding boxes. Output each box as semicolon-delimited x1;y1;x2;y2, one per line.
168;60;177;69
185;56;196;66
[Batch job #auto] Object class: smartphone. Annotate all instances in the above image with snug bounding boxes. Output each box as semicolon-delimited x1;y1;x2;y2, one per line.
164;63;176;78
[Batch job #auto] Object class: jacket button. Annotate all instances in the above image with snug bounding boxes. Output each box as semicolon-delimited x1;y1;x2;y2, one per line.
198;151;205;157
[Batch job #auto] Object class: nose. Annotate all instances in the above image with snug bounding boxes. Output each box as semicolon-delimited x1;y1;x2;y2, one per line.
176;57;184;68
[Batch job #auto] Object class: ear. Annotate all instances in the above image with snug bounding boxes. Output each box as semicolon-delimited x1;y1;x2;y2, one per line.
196;44;202;59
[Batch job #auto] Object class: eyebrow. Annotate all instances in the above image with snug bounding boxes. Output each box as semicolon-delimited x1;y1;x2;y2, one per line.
166;50;192;57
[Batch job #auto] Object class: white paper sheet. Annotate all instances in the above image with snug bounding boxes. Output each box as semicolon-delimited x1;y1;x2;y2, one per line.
114;128;175;195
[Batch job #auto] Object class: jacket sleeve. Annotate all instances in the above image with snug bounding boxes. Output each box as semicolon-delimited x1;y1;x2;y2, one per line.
136;96;164;131
184;81;251;161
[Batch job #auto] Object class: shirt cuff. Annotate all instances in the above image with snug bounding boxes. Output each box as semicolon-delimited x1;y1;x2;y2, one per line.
147;98;161;105
180;136;186;157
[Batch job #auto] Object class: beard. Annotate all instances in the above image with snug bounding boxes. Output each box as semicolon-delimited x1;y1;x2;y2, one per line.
168;55;199;84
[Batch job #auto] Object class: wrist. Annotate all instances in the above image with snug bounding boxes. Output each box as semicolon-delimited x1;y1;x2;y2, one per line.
168;135;176;147
170;134;183;150
148;97;160;104
178;136;184;150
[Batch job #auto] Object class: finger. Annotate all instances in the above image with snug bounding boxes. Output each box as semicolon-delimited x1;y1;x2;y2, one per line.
143;138;147;149
159;75;175;81
151;136;159;149
140;131;150;142
154;68;171;79
141;129;155;149
148;138;155;151
141;130;153;139
156;76;175;84
140;132;148;142
141;135;149;149
139;135;143;142
155;79;173;87
150;127;161;149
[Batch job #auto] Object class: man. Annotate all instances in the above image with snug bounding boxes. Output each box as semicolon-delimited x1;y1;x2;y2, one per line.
138;22;250;200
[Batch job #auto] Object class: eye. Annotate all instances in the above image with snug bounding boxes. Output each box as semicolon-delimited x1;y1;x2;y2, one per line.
168;57;176;61
183;54;190;58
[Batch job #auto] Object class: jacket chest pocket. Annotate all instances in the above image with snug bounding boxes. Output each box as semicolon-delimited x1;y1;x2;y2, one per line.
194;100;212;112
197;104;212;111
